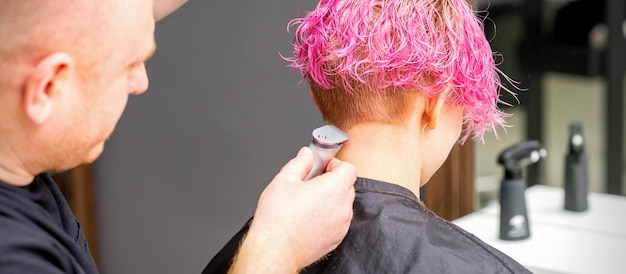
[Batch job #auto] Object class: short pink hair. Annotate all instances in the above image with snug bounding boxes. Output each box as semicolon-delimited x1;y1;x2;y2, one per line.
286;0;513;141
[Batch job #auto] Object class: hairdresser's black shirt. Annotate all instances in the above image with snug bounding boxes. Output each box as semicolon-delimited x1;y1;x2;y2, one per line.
0;173;98;273
204;177;531;274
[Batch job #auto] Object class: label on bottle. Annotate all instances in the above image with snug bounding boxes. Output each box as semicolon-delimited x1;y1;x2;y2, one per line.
507;214;528;238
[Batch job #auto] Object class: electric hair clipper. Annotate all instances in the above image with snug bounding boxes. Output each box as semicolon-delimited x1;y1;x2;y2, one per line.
303;125;350;181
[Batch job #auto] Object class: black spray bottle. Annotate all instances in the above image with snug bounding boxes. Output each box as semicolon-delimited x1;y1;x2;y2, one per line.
497;141;546;241
564;122;589;212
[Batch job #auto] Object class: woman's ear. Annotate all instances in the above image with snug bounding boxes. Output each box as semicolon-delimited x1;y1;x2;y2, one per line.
22;52;73;125
423;91;447;130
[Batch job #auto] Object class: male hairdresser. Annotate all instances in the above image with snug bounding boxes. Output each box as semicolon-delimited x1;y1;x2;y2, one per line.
0;0;356;273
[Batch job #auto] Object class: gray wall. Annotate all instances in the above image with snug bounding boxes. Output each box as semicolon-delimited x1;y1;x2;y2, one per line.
93;1;320;273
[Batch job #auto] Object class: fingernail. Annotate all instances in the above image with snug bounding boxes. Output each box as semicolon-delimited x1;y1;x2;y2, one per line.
297;147;309;156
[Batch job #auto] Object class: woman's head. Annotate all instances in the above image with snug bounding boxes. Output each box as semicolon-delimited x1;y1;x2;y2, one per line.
287;0;511;142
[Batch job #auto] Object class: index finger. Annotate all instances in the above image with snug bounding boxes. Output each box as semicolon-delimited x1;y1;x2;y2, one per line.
312;158;356;188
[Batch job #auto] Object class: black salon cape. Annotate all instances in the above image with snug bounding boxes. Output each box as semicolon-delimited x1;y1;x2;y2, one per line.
204;178;532;273
0;173;98;274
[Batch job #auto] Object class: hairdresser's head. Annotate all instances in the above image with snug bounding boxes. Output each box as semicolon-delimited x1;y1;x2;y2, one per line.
0;0;185;185
288;0;508;141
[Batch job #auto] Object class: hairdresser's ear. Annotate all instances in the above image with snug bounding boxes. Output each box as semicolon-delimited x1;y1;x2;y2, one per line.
424;90;448;130
23;52;73;125
310;89;321;112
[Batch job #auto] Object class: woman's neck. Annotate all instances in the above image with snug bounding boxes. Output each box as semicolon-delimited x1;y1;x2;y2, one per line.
336;122;424;198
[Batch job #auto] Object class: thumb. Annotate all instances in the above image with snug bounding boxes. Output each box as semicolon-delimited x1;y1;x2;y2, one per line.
277;147;314;181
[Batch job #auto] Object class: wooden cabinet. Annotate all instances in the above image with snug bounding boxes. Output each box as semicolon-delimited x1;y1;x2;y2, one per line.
423;142;475;221
53;165;98;263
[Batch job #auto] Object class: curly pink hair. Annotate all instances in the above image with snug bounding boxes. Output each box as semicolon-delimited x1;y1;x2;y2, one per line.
286;0;514;141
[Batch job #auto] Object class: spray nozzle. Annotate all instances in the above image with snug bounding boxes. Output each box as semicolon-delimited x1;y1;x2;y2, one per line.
569;123;584;155
498;140;547;180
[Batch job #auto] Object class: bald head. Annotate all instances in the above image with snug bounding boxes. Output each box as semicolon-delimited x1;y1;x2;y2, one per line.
0;1;104;54
0;0;161;90
0;0;156;185
0;1;113;88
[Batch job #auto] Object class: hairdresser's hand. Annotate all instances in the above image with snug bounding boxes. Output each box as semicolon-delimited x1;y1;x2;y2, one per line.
154;0;188;21
230;147;356;273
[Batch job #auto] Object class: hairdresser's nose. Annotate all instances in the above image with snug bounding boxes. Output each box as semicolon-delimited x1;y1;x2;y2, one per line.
128;62;149;95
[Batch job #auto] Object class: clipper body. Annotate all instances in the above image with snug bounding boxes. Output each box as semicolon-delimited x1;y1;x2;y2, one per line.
304;125;350;181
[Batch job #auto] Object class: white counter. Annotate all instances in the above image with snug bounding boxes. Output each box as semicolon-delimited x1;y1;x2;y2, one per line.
453;185;626;274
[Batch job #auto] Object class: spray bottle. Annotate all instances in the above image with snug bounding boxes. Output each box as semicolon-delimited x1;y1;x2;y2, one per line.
564;122;589;212
497;140;546;241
